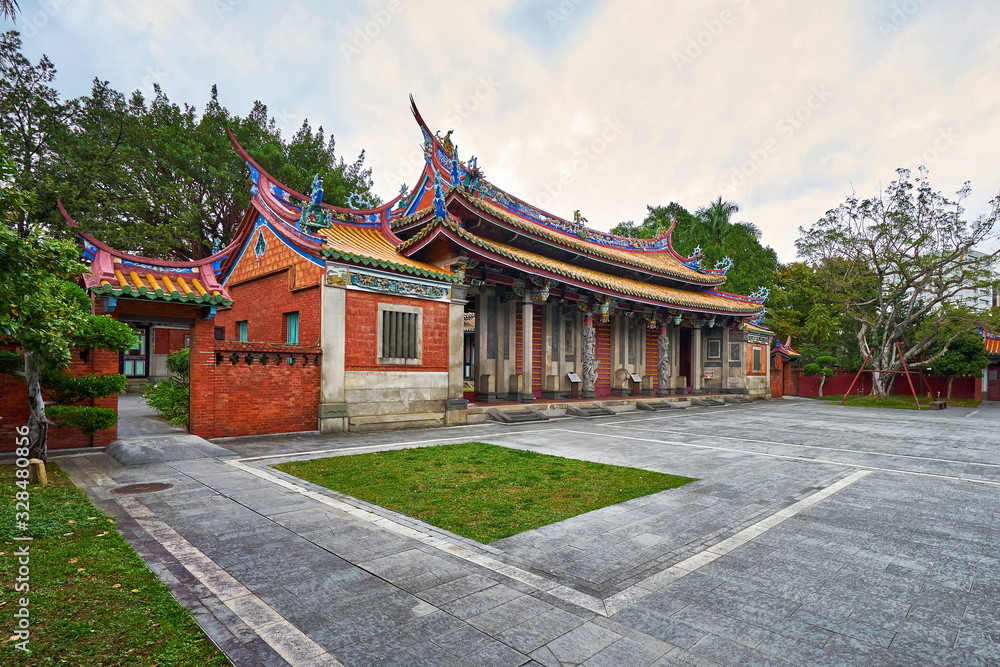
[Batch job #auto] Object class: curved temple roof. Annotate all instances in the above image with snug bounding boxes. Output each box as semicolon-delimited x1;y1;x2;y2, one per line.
400;216;763;316
59;201;233;307
394;97;728;287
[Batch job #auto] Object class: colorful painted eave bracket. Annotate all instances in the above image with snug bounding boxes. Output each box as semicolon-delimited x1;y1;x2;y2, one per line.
399;216;762;316
320;245;459;283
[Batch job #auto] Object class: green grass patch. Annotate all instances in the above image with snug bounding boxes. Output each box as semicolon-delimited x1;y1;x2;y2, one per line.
273;442;696;543
812;394;981;410
0;464;229;666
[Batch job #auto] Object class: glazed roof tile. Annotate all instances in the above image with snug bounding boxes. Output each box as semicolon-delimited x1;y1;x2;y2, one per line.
316;223;457;282
468;197;721;286
403;217;762;315
983;329;1000;355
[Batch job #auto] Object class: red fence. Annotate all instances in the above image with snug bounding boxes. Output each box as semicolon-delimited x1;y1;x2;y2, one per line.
796;370;978;399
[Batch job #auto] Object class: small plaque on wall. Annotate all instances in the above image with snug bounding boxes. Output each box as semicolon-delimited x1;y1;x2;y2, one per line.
704;370;716;380
566;372;581;383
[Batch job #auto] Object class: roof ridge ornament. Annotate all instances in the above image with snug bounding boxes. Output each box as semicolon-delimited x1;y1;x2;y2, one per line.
433;171;446;219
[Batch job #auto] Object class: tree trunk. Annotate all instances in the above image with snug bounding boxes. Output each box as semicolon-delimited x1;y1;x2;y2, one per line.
947;376;954;400
819;375;825;397
871;342;893;398
23;351;48;462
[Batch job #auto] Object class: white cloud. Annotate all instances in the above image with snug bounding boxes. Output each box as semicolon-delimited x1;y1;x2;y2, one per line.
8;0;1000;262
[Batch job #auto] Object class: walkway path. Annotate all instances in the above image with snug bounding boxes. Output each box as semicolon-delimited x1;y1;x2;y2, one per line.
58;400;1000;666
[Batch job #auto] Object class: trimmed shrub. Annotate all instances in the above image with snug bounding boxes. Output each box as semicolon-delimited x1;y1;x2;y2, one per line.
45;405;118;435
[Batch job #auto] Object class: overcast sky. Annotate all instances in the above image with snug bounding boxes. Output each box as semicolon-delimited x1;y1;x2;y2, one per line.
7;0;1000;261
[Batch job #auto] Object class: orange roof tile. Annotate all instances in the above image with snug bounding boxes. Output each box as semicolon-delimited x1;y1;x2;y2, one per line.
316;223;456;282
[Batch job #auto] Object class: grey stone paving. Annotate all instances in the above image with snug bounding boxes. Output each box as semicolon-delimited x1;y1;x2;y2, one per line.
56;398;1000;666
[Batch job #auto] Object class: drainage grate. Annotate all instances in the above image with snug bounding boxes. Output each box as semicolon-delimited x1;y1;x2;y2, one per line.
109;482;174;495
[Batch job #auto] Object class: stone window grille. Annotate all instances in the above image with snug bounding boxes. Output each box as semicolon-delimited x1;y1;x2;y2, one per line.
378;303;422;365
730;343;741;361
707;339;722;359
752;346;762;373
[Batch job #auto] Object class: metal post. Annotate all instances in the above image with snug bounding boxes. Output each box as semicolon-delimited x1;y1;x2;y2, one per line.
896;340;921;409
842;349;873;405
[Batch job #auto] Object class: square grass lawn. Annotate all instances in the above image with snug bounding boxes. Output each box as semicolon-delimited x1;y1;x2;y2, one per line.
273;442;696;543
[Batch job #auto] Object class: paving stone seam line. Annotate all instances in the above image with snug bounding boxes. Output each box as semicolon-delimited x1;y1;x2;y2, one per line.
601;470;873;615
224;459;611;617
554;429;1000;487
72;456;345;667
224;460;874;621
232;429;555;463
605;424;1000;470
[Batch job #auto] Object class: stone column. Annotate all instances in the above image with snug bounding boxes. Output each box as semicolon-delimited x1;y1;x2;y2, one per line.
520;301;534;402
692;326;704;395
445;285;469;423
320;281;348;432
474;291;495;402
657;324;670;396
721;326;731;393
581;314;597;398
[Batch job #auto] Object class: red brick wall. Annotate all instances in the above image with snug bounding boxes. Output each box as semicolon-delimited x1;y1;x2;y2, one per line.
1;346;119;452
153;328;188;355
216;270;321;346
344;291;449;372
189;340;320;439
770;354;784;398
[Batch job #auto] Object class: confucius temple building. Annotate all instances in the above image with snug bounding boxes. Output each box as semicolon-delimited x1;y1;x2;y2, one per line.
15;101;773;448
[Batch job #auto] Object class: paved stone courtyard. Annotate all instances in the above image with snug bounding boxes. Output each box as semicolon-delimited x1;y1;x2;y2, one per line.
58;399;1000;666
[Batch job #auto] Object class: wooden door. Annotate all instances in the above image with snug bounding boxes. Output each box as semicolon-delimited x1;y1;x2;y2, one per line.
989;365;1000;401
596;321;612;396
645;327;658;393
120;326;149;377
678;328;691;392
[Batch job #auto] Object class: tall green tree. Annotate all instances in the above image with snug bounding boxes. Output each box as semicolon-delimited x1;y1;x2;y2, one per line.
0;31;380;259
926;330;990;399
0;30;76;236
797;168;999;397
612;201;777;297
1;152;135;459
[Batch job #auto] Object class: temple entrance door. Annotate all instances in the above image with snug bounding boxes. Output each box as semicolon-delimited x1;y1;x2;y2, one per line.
645;327;658;393
532;307;543;399
988;365;1000;401
120;325;149;378
595;320;612;396
679;328;692;393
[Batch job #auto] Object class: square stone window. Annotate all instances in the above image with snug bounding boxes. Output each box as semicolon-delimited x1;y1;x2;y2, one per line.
707;339;722;360
378;303;422;365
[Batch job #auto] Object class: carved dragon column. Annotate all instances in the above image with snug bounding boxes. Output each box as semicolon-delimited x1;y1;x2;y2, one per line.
581;314;597;399
657;323;670;396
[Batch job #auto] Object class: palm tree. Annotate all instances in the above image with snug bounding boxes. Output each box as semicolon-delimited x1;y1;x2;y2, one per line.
1;1;19;21
687;196;741;247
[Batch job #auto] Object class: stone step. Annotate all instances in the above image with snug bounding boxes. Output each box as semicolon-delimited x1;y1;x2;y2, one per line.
567;404;616;418
691;397;726;407
724;395;754;405
488;407;549;424
636;400;686;411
